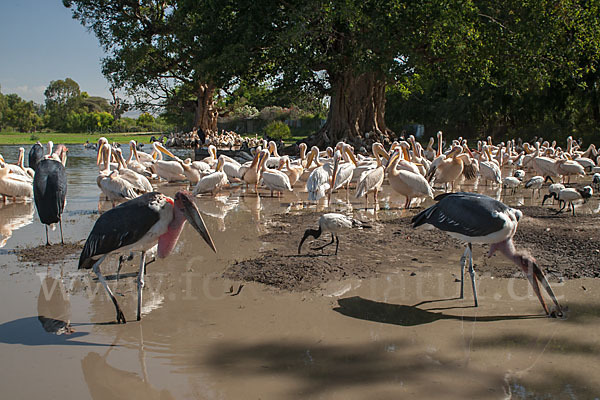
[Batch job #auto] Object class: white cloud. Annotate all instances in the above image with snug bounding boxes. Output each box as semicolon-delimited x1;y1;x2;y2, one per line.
2;85;46;104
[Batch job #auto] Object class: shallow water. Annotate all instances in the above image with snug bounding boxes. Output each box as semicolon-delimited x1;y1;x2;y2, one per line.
0;144;599;399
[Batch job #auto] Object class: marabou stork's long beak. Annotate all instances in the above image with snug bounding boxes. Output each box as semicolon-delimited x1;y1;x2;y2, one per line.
175;191;217;253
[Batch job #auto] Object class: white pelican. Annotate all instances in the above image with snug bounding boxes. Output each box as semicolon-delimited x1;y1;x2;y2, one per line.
329;147;356;195
129;140;155;165
97;143;138;206
479;145;502;185
555;157;585;183
17;147;35;179
280;156;304;187
355;143;386;207
113;148;153;194
241;150;264;192
263;141;284;169
0;149;33;181
298;213;370;255
201;144;218;167
0;160;33;201
125;141;153;176
426;146;475;191
529;142;559;178
192;156;229;196
306;146;332;202
259;150;292;197
386;149;433;209
424;137;436;161
151;142;186;182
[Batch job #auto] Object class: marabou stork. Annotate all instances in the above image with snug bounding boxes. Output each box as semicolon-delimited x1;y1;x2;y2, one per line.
33;145;68;245
412;192;562;317
79;191;216;323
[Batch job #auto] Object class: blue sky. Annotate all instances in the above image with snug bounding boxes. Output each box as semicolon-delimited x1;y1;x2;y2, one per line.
0;0;110;105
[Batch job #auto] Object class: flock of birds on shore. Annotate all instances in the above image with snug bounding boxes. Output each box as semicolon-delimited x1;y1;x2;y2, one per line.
1;131;598;322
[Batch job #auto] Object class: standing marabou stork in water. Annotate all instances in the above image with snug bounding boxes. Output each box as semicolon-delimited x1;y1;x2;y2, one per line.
298;213;370;255
78;191;216;323
33;144;68;245
412;192;563;317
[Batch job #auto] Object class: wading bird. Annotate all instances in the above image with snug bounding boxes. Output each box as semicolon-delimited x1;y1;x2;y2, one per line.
412;192;562;317
79;191;216;323
298;213;370;255
542;186;593;216
33;145;68;245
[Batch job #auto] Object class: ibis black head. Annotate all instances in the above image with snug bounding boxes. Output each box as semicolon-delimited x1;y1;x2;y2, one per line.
541;192;557;206
579;186;593;201
298;227;321;254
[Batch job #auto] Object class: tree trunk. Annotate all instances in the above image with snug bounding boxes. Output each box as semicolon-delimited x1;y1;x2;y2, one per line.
311;71;393;149
194;83;218;133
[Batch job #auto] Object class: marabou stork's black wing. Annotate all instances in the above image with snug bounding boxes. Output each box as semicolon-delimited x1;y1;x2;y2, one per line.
33;160;67;225
412;192;509;238
78;192;163;269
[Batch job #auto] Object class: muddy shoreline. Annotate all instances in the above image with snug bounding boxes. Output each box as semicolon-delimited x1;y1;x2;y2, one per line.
226;205;600;291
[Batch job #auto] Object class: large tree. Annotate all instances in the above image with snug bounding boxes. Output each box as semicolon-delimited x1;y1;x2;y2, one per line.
64;0;225;132
44;78;82;130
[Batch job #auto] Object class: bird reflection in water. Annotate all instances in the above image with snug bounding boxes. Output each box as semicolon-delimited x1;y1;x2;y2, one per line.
195;193;238;232
0;201;34;247
81;325;175;400
37;274;74;335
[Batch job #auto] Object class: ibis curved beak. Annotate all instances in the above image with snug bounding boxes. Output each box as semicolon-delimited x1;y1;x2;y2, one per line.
175;191;217;253
298;229;312;254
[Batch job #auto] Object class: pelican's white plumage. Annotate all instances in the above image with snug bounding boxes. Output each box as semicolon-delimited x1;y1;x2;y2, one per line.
192;157;229;195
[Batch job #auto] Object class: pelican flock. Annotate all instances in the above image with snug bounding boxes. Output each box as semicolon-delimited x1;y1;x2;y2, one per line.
1;131;597;326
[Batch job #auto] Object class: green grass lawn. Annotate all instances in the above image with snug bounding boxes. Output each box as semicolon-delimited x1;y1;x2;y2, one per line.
0;131;159;145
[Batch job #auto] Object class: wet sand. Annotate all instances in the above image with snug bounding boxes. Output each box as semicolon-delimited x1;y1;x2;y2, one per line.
0;144;599;399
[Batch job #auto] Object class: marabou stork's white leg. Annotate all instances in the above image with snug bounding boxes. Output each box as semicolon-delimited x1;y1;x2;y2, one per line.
59;220;64;244
92;254;126;323
459;246;469;299
137;251;146;321
467;243;478;307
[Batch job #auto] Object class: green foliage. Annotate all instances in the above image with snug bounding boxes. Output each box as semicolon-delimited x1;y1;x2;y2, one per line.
137;113;155;129
44;78;82;130
263;120;291;140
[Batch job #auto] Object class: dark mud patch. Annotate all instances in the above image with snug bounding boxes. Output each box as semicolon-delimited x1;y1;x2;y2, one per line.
16;242;83;265
225;206;600;291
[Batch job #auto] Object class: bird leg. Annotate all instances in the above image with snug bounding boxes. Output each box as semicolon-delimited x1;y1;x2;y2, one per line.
92;255;126;324
459;246;469;299
137;251;146;321
334;235;340;255
59;220;64;245
313;233;335;252
45;225;50;246
467;243;478;307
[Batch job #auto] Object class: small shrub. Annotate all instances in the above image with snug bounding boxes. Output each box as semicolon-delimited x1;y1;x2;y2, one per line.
263;120;291;140
30;134;39;141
